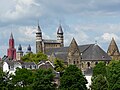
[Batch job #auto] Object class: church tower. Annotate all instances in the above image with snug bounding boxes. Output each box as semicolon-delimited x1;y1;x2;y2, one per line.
107;38;120;60
7;33;16;60
16;44;23;60
36;23;43;53
67;38;81;69
57;25;64;47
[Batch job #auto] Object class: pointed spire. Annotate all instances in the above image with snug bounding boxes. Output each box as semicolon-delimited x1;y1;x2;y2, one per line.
57;24;63;34
10;32;13;39
37;20;42;33
107;37;120;56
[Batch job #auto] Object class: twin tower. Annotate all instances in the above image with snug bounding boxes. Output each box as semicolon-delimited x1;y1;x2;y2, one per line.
36;23;64;53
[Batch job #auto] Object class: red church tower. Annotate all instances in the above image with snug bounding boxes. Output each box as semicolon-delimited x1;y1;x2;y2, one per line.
7;33;16;60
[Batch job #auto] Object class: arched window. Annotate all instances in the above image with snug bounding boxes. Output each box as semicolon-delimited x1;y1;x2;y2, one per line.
95;62;98;65
74;61;75;64
87;62;90;67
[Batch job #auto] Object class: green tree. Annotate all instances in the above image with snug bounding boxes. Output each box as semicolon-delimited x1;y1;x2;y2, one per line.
12;68;33;90
93;62;107;77
91;62;108;90
54;58;66;72
107;60;120;90
32;68;56;90
0;68;13;90
91;74;108;90
21;52;48;63
60;65;87;90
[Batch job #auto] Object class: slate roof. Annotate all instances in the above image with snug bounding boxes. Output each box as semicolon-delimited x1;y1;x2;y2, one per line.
45;44;111;62
57;25;63;34
22;62;36;68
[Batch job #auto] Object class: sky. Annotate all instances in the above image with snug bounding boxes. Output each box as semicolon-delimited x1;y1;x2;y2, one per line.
0;0;120;57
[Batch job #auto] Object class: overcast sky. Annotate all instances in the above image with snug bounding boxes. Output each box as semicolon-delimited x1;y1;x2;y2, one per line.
0;0;120;57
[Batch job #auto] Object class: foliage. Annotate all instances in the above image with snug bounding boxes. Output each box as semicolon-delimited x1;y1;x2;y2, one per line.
91;74;108;90
91;62;108;90
91;60;120;90
54;58;66;72
107;60;120;90
32;68;56;90
12;68;33;90
0;68;13;90
93;62;107;77
21;52;48;63
60;65;87;90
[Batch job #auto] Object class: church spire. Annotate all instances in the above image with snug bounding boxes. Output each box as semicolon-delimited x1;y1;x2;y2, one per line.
57;24;63;34
37;20;42;33
107;37;120;60
7;33;16;60
10;32;13;39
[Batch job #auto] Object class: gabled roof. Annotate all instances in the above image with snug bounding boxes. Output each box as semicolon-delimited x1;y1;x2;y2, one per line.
107;38;120;56
45;44;111;61
38;60;55;69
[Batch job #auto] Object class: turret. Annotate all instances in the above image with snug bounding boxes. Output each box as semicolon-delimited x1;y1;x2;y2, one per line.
26;44;32;53
36;22;43;53
16;44;23;60
57;25;64;47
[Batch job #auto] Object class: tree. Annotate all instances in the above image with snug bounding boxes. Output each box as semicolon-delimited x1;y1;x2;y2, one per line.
91;74;108;90
21;52;48;63
91;60;120;90
0;68;13;90
54;58;66;72
91;62;108;90
60;65;87;90
32;68;56;90
107;60;120;90
12;68;33;90
93;62;107;77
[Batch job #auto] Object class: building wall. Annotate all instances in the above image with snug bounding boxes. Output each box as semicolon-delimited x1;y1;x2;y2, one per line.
3;62;9;72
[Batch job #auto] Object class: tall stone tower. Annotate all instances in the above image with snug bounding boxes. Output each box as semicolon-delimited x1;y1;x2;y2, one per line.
57;25;64;47
36;23;43;53
16;44;23;60
107;38;120;60
67;38;81;69
7;33;16;60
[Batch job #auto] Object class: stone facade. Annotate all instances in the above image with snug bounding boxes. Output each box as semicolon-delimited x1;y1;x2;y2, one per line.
67;38;81;69
36;23;64;53
107;38;120;60
46;38;111;71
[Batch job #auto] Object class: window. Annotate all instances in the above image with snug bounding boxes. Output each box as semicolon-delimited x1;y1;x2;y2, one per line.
95;62;98;65
74;61;75;64
87;62;90;67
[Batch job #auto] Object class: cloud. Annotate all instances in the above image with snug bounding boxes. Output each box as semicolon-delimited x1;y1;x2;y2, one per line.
101;33;119;42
